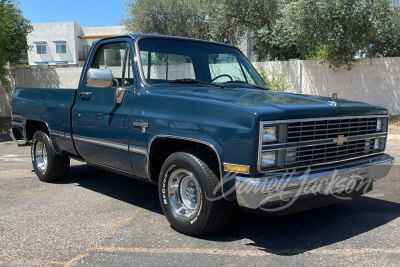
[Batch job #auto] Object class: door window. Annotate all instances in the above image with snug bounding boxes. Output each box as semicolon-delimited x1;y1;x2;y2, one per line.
90;43;127;87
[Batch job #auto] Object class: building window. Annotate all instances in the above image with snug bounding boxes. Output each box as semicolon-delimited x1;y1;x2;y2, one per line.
36;45;47;54
56;44;66;54
56;64;68;68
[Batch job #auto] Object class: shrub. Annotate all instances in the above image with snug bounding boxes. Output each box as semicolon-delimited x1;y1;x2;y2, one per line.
256;64;292;92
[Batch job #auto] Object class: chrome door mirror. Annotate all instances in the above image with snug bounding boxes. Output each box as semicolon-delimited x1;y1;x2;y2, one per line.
87;68;113;88
114;87;127;104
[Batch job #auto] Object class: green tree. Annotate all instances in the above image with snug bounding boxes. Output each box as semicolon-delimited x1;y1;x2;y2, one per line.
215;0;400;69
274;0;400;69
214;0;301;60
122;0;400;70
0;0;32;92
121;0;247;45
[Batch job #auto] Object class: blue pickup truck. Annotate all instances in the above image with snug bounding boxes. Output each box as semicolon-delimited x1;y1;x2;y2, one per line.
9;34;394;235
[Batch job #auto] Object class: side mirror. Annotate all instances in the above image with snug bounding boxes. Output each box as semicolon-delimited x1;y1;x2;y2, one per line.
87;68;113;88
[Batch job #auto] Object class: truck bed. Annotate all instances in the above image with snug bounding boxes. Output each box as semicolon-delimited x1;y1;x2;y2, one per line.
11;87;78;157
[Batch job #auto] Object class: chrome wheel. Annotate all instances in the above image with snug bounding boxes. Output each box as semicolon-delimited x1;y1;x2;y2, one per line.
35;141;48;173
168;168;201;221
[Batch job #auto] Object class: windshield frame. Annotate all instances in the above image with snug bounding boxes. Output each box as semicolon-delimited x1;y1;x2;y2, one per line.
134;36;268;89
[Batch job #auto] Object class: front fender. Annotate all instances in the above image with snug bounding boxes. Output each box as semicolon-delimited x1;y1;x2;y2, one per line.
147;131;238;200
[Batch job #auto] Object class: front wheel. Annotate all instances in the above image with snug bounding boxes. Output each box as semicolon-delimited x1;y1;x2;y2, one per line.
31;131;70;182
159;151;233;235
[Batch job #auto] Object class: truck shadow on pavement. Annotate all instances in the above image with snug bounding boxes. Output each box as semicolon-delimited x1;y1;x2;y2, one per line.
64;163;400;256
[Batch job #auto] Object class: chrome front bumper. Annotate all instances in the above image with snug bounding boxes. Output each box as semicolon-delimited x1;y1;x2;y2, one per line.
235;154;395;211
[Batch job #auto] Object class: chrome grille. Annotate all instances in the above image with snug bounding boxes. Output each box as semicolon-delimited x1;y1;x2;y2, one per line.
287;117;377;143
285;139;375;167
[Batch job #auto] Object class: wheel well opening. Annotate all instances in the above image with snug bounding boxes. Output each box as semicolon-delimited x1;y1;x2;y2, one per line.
149;138;220;183
25;120;49;141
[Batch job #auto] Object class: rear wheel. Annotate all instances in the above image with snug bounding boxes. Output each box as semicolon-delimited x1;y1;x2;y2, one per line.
159;151;233;235
31;131;70;182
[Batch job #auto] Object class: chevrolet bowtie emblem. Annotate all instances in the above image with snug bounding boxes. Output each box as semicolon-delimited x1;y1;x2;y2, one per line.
333;135;348;145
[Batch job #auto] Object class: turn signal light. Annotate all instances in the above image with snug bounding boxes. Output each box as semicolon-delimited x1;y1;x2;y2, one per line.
224;164;250;174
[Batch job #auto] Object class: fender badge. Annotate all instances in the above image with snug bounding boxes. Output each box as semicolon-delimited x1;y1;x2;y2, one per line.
134;122;149;134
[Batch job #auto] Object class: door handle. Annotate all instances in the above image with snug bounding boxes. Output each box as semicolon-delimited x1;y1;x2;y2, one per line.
114;88;127;104
79;92;91;100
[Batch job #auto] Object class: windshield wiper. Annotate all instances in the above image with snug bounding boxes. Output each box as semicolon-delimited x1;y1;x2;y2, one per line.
168;78;224;88
223;80;267;90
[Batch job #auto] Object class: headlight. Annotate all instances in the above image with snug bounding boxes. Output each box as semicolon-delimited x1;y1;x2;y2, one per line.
263;126;278;143
376;118;382;131
261;151;276;168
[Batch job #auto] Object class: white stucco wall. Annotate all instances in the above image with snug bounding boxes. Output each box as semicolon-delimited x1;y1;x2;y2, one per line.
252;57;400;115
27;22;81;67
2;57;400;118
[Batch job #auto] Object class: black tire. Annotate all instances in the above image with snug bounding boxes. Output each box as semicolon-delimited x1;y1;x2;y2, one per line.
31;130;70;182
158;151;233;235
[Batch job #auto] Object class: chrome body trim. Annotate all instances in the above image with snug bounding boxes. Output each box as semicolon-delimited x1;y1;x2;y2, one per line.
74;135;129;151
223;163;250;175
258;116;389;173
146;135;222;183
237;154;395;209
74;135;147;155
11;121;23;127
22;119;56;153
49;129;59;136
130;146;148;155
133;35;256;89
81;40;100;82
9;128;16;141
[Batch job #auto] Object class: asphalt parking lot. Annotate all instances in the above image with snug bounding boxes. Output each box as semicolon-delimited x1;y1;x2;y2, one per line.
0;136;400;266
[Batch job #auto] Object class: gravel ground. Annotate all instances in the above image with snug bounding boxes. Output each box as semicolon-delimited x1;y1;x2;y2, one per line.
0;137;399;266
389;116;400;134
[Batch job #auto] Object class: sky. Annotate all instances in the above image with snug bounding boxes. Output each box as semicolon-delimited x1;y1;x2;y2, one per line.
17;0;126;27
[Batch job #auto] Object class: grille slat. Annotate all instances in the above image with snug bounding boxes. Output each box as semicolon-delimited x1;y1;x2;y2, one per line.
287;117;377;143
286;145;374;160
288;125;375;134
283;117;379;168
285;139;375;166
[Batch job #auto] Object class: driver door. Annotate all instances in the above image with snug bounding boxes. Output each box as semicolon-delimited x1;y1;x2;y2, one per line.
72;38;136;173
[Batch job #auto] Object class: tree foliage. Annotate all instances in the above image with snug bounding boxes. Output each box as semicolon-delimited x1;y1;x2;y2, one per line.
0;0;32;92
122;0;400;70
121;0;247;45
275;0;400;69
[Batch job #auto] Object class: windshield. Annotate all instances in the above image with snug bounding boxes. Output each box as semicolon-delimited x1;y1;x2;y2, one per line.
137;38;268;89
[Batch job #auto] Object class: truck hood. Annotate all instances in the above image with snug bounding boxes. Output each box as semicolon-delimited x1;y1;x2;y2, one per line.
157;87;387;120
